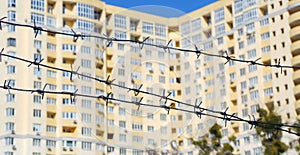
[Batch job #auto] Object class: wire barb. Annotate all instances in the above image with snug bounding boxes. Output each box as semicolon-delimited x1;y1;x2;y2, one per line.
28;57;44;71
33;19;43;38
194;99;204;118
128;84;143;96
105;92;113;106
70;89;78;104
0;48;4;62
163;40;172;53
71;29;80;42
70;65;80;81
135;97;143;111
248;115;258;130
249;57;261;66
276;58;283;74
32;83;47;99
0;17;7;31
220;107;236;127
3;80;12;94
139;36;150;49
159;90;172;105
105;75;115;89
194;44;203;59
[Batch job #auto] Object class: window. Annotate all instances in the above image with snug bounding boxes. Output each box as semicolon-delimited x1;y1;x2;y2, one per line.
5;137;14;145
77;3;94;19
119;134;126;142
8;0;16;7
191;18;201;32
62;140;77;148
244;136;250;145
31;13;44;25
81;113;91;122
118;69;125;76
215;8;224;23
260;18;269;26
82;142;92;150
46;140;56;148
115;14;126;29
119;121;126;128
120;148;126;155
264;87;273;96
253;147;263;155
5;93;15;103
160;114;166;121
76;19;94;31
147;126;154;132
234;0;243;13
62;112;77;120
47;16;56;27
82;127;92;136
33;138;41;147
251;104;259;114
31;0;44;11
7;38;16;47
247;35;256;45
132;136;143;143
215;24;225;35
247;49;256;59
243;123;249;131
155;23;166;37
81;86;91;95
249;64;257;72
261;32;270;40
33;109;41;118
250;90;259;100
249;76;258;87
180;21;190;35
62;44;76;52
262;45;270;54
115;31;126;39
8;11;16;21
242;95;248;103
119;107;126;115
142;21;153;34
33;123;41;132
6;108;15;116
132;123;143;131
6;65;16;75
5;122;14;131
263;73;272;82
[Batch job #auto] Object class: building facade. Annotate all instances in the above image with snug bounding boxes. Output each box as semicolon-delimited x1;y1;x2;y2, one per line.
0;0;299;154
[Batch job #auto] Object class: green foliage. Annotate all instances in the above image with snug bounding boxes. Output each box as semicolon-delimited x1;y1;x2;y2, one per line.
209;123;222;139
191;123;234;155
256;108;288;155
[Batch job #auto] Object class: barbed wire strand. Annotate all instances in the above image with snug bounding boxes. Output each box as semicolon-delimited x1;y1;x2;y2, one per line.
0;19;299;71
0;84;299;136
0;19;299;136
1;50;300;131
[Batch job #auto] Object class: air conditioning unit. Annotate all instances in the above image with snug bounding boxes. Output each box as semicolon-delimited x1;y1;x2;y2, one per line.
73;120;77;124
48;147;52;151
12;145;16;150
97;124;101;127
63;147;67;151
37;77;41;80
36;132;40;136
249;86;255;90
149;69;153;73
69;148;73;151
241;90;244;94
11;130;15;134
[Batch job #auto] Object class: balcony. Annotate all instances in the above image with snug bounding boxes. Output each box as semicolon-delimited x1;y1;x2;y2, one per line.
261;52;271;64
291;26;300;42
288;0;300;13
292;54;300;66
294;70;300;85
106;47;113;55
295;100;300;115
294;84;300;99
292;40;300;56
289;11;300;28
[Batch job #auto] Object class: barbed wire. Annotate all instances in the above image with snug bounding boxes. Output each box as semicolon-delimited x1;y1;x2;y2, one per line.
0;19;300;136
0;19;299;71
0;81;299;136
0;48;300;136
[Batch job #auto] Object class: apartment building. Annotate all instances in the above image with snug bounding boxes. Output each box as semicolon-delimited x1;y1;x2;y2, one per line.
0;0;299;154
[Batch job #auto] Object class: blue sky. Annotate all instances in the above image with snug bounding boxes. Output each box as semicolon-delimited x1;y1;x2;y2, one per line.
103;0;217;17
